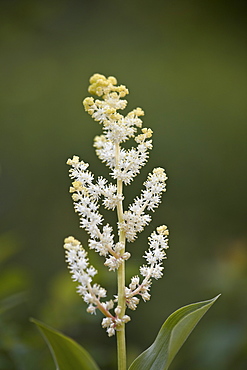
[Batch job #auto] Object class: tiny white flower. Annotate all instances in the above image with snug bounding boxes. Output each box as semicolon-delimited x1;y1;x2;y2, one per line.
122;315;131;323
114;305;122;316
107;327;115;337
102;317;112;328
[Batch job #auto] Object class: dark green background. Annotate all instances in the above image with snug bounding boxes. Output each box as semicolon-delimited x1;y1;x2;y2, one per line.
1;0;246;369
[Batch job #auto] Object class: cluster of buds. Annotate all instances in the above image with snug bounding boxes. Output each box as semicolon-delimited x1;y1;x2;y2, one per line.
64;73;169;336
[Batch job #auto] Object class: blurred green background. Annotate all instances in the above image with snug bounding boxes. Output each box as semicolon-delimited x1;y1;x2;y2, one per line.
1;0;247;369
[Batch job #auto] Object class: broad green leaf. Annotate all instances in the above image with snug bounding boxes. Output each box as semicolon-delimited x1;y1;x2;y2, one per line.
31;318;100;370
128;295;220;370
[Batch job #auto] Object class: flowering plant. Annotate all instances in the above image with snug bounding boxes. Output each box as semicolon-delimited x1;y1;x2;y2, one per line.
32;74;219;370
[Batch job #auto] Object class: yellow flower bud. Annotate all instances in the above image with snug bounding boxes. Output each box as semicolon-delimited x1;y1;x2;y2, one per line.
89;73;106;84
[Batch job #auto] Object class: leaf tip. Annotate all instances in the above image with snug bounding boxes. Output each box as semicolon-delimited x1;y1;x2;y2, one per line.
212;293;221;302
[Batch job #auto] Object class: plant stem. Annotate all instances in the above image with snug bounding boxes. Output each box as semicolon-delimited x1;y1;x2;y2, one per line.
116;143;127;370
117;260;126;370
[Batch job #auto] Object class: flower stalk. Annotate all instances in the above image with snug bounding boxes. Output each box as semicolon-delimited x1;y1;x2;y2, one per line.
64;73;169;369
116;143;127;369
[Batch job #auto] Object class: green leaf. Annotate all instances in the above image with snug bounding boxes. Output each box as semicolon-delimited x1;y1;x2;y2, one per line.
31;318;100;370
128;295;220;370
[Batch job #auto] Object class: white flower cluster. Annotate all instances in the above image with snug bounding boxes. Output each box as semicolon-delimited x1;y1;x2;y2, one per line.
64;236;130;336
120;168;168;242
65;73;169;337
93;128;153;185
125;226;169;310
64;236;109;313
67;155;130;271
83;74;153;185
102;306;131;337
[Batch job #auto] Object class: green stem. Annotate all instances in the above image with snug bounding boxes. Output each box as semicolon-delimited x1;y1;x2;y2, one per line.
117;261;126;370
115;143;127;370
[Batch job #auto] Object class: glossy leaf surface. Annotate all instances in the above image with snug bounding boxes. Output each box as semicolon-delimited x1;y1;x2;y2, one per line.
31;318;100;370
129;295;220;370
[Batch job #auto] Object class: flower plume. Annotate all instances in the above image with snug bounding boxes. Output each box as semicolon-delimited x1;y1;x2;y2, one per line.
64;73;169;336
